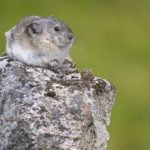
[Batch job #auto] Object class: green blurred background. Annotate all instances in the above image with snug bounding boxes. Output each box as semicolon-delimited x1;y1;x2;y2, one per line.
0;0;150;149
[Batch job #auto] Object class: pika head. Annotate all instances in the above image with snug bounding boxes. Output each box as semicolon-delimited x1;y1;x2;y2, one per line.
5;15;74;69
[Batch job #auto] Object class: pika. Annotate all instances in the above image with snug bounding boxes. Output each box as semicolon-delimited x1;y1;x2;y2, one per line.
5;15;74;69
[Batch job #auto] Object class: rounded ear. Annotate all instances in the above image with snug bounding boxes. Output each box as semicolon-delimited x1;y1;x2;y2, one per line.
25;23;42;36
49;15;56;20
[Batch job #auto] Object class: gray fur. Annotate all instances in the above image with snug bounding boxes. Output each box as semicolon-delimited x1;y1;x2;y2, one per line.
5;15;74;69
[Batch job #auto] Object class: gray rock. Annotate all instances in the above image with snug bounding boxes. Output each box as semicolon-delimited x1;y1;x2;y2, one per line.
0;54;115;150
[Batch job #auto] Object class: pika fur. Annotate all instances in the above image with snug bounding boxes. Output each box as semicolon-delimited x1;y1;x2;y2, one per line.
5;15;74;69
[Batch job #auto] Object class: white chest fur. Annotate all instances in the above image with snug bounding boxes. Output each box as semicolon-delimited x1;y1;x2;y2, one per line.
6;41;71;68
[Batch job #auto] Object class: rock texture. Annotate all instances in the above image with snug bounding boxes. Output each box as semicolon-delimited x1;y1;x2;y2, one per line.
0;54;115;150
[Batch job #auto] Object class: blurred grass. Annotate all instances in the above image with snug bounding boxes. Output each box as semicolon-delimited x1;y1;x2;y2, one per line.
0;0;150;150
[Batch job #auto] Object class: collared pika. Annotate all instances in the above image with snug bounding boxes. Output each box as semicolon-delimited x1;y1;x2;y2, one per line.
5;15;74;69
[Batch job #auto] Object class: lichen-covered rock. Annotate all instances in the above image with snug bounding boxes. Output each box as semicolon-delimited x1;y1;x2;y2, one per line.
0;54;115;150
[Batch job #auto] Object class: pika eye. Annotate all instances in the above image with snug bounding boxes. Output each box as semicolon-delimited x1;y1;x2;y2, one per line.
54;26;60;32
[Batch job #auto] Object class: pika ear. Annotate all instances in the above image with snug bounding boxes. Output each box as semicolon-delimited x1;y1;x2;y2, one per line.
5;30;14;43
49;15;56;20
25;23;42;36
5;31;10;38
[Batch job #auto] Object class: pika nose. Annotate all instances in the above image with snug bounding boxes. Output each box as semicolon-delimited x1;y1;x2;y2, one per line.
68;33;73;40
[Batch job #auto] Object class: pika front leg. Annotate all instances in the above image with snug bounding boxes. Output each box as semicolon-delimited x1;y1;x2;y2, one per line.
49;59;59;71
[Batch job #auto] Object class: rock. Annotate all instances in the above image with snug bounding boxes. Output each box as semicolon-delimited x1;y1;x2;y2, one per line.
0;54;115;150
